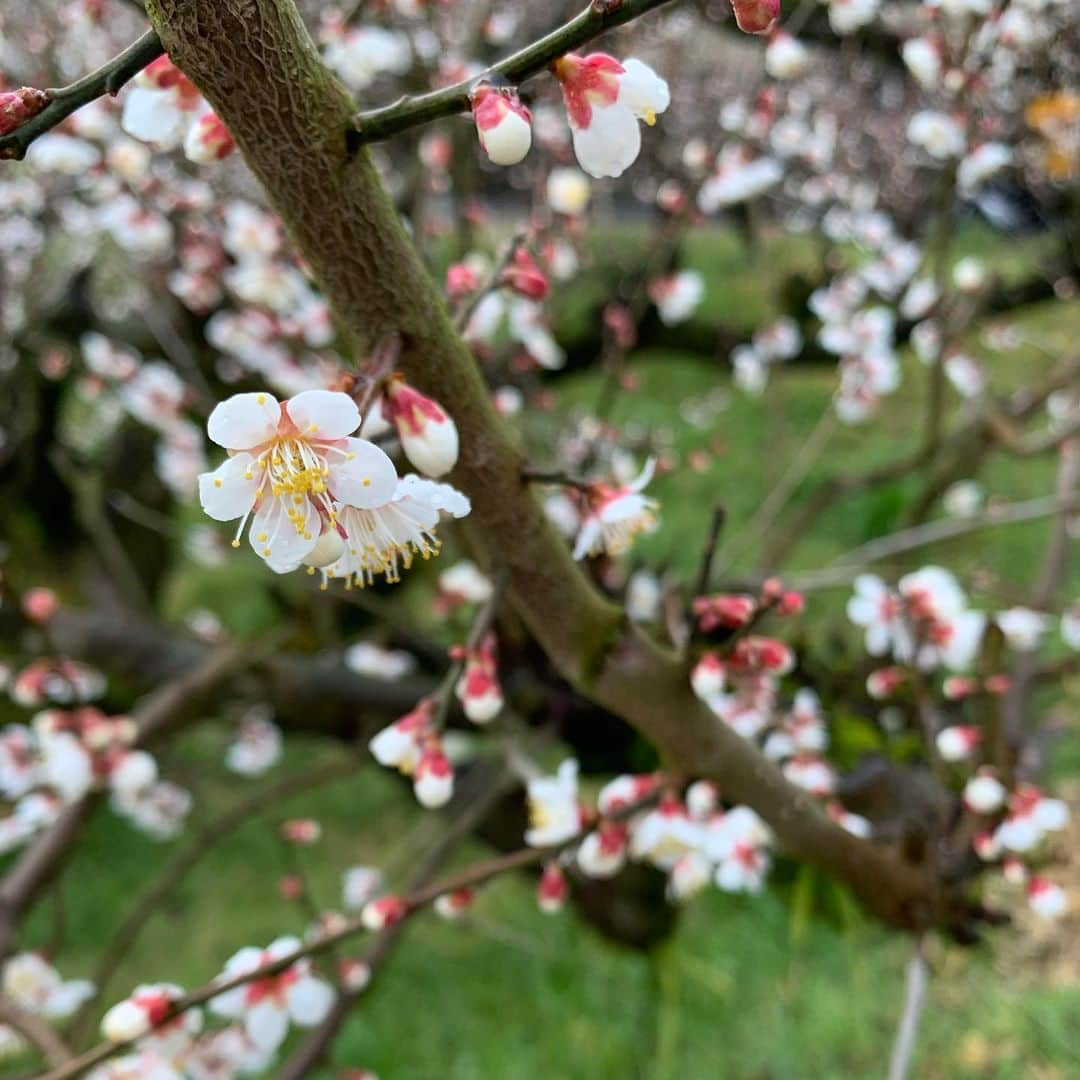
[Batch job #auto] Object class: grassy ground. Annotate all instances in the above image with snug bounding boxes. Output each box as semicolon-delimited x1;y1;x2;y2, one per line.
4;224;1080;1078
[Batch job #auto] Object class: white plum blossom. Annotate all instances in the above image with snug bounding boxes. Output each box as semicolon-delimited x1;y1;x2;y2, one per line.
525;760;582;847
319;475;471;588
649;271;705;326
553;53;670;179
996;607;1050;652
209;937;335;1053
573;459;659;560
827;0;880;35
198;390;398;573
963;770;1007;815
902;37;942;89
225;710;283;776
1027;878;1067;919
907;111;966;160
958;142;1011;195
2;953;94;1020
765;33;810;80
344;642;417;681
546;167;591;215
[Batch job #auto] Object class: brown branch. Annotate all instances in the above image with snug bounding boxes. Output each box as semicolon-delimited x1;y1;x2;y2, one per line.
0;643;257;960
276;762;518;1078
0;31;163;161
40;782;656;1080
147;0;961;934
69;756;363;1044
0;994;74;1069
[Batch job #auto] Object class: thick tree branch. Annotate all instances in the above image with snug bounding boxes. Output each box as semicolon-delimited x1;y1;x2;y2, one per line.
350;0;678;146
0;30;163;161
145;0;961;932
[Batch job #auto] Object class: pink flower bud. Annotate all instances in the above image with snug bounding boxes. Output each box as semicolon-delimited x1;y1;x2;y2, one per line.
500;249;549;301
383;376;459;478
414;746;454;808
434;887;475;919
866;666;906;700
279;874;305;901
22;587;59;624
361;894;407;931
0;87;49;137
184;110;235;164
470;84;532;166
446;262;480;299
281;818;322;844
690;653;725;699
537;862;568;914
730;0;779;36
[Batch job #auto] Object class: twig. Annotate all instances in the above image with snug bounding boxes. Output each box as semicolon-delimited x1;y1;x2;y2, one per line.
691;504;726;602
521;467;592;493
276;763;519;1078
0;31;163;160
70;757;363;1043
887;939;930;1080
43;785;660;1080
453;228;529;333
0;995;74;1068
719;406;836;574
349;0;677;146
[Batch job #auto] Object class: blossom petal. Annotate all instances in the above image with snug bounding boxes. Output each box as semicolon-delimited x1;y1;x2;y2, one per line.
245;1000;289;1051
328;438;398;509
248;496;318;573
286;390;360;439
207;393;281;450
616;59;670;119
286;975;335;1027
571;105;641;179
198;453;259;521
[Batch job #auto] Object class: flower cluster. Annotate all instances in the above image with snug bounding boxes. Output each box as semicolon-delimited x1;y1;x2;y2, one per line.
198;388;470;584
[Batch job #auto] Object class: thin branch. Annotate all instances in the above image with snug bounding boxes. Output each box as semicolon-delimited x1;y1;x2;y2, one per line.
0;643;257;960
349;0;677;146
0;994;74;1069
887;939;930;1080
276;763;518;1078
453;228;529;333
70;757;363;1043
691;503;727;602
40;787;661;1080
0;31;163;161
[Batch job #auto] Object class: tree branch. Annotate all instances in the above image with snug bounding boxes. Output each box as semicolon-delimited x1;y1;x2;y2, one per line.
0;994;74;1069
0;30;163;161
147;0;961;932
39;784;658;1080
349;0;678;146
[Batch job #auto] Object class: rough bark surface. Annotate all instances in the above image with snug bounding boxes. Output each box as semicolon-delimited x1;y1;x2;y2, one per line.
147;0;956;929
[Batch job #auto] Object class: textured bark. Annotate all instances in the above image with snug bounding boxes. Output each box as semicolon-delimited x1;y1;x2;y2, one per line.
147;0;958;930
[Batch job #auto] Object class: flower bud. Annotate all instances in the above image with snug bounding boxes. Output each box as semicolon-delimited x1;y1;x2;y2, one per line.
303;527;346;569
184;110;235;164
383;377;459;478
414;746;454;808
0;88;49;137
537;862;568;914
101;999;151;1042
500;249;549;301
730;0;779;35
21;587;59;624
470;84;532;166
